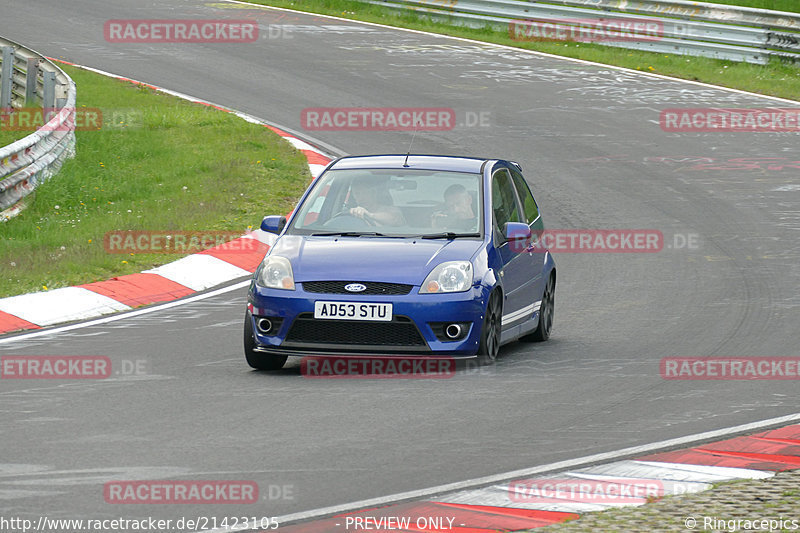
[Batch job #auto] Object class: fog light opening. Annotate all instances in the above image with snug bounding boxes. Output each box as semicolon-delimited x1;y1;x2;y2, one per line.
256;318;273;335
445;323;463;339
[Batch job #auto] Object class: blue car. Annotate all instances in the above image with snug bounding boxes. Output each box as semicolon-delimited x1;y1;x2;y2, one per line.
244;154;556;370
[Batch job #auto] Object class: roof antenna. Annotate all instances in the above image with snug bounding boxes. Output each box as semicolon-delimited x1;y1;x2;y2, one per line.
403;120;420;167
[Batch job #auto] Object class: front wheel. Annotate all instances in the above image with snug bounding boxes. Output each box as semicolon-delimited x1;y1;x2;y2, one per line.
244;312;288;370
524;273;555;342
477;291;502;365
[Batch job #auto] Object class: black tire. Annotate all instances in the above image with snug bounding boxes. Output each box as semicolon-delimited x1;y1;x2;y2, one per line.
524;273;555;342
477;291;502;365
244;312;288;370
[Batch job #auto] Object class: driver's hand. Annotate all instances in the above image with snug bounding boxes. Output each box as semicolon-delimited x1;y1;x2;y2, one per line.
350;206;370;219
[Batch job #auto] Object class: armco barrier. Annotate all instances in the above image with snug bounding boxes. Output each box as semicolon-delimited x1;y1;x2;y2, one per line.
366;0;800;64
0;36;76;221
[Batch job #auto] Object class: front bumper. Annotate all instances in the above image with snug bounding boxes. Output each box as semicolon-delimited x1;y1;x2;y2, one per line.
247;282;489;357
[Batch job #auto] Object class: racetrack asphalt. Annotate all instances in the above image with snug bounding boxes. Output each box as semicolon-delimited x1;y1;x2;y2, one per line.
0;0;798;526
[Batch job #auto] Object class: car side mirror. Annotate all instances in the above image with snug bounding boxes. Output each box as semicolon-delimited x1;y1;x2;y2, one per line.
261;215;287;234
504;221;531;241
504;222;531;253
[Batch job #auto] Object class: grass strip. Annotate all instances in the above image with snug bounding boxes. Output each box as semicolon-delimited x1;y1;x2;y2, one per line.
708;0;800;11
0;63;311;298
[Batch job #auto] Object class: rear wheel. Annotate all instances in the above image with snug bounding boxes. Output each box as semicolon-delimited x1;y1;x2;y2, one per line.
477;291;502;365
244;312;288;370
524;273;555;342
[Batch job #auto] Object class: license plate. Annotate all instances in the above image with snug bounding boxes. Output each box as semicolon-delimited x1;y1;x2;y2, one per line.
313;301;393;321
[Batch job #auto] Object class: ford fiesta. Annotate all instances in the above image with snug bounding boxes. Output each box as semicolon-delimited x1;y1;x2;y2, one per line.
244;154;556;370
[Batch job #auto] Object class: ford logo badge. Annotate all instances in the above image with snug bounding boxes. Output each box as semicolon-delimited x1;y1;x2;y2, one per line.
345;283;367;293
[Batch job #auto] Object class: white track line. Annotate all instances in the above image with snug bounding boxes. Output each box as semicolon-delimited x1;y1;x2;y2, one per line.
201;412;800;532
0;281;251;346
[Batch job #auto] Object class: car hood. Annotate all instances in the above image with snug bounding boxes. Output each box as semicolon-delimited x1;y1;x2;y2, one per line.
270;235;484;285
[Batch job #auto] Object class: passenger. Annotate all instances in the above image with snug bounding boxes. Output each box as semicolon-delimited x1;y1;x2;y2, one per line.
431;184;477;230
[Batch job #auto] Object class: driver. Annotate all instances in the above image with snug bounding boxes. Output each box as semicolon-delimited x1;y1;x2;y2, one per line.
348;177;406;226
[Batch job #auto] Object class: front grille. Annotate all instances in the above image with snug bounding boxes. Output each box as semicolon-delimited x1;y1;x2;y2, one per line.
285;313;425;346
302;281;413;295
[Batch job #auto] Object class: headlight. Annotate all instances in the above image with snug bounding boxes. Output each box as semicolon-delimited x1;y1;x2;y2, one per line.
420;261;473;293
257;255;295;290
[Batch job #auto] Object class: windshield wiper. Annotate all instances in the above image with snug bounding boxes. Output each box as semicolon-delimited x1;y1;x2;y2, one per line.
309;231;387;237
417;232;481;239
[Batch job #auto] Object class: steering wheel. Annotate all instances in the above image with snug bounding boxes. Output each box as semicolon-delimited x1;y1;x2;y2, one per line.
360;211;379;226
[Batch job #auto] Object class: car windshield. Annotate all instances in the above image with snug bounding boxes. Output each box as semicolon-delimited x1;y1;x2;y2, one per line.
289;168;483;237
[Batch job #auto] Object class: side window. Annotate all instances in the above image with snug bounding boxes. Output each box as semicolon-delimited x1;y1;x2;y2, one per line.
511;169;539;225
491;169;521;239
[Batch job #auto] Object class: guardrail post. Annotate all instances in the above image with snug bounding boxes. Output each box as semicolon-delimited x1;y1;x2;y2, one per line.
55;82;67;109
42;70;55;110
1;46;13;109
25;57;38;105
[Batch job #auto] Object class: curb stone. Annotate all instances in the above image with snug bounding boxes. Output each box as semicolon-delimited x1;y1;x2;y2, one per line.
0;60;333;335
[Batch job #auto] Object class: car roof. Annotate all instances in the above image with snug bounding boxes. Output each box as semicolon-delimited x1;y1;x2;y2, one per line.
328;154;491;174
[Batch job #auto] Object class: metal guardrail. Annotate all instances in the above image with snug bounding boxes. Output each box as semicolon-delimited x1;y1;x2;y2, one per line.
366;0;800;64
551;0;800;31
0;36;76;222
